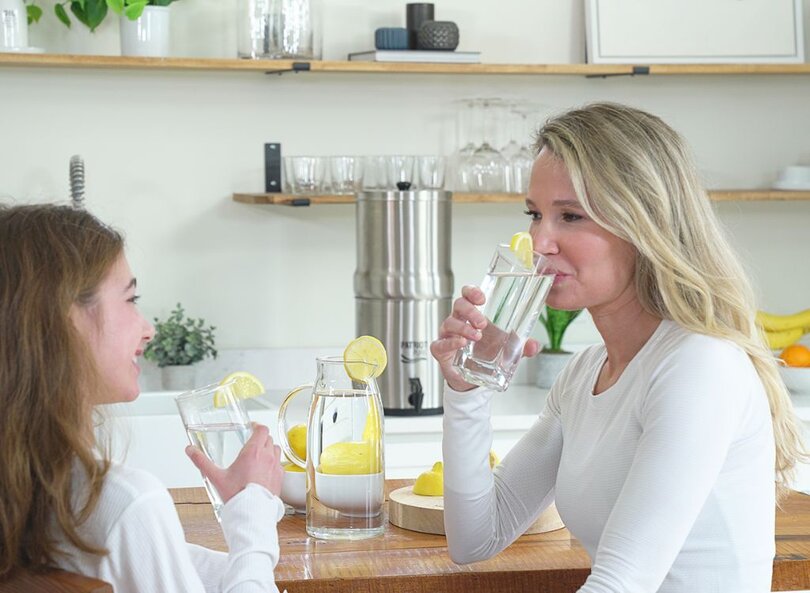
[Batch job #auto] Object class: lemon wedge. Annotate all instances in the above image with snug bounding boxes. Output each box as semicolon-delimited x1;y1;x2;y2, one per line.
343;335;387;382
413;468;443;496
215;371;264;408
282;462;306;473
509;231;534;269
489;450;500;469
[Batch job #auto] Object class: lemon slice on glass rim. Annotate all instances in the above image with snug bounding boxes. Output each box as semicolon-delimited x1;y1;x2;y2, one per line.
509;231;535;269
343;335;387;382
215;371;265;408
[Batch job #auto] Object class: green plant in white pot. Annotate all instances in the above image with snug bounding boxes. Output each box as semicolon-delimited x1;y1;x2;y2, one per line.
144;303;217;391
534;306;581;389
25;0;179;57
25;0;179;31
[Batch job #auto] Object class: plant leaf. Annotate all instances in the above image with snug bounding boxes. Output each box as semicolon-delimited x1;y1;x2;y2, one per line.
83;0;108;30
55;3;71;26
123;1;147;20
27;4;43;24
151;0;175;6
106;0;124;14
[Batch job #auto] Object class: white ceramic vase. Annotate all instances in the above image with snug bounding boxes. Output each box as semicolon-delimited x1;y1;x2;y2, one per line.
533;351;574;390
120;5;170;57
161;364;196;391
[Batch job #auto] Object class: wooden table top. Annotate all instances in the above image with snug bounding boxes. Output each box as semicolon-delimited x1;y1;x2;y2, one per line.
172;482;810;593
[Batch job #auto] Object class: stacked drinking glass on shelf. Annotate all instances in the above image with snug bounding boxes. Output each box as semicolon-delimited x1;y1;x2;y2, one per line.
283;155;446;194
450;98;538;194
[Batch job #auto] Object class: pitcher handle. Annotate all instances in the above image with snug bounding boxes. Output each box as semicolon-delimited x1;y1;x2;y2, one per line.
277;383;312;469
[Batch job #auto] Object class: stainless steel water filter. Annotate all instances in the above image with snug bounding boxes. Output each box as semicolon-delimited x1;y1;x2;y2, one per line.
355;190;453;415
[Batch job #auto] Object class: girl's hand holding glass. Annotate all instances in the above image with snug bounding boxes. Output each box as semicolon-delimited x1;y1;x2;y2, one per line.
186;423;284;504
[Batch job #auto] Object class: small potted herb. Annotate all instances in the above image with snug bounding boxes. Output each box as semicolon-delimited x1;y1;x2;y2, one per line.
144;303;217;391
534;306;581;388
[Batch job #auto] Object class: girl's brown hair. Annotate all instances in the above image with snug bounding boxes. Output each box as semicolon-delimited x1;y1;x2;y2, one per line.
0;204;124;578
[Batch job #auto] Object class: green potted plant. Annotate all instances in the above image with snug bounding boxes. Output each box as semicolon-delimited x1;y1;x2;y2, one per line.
144;303;217;391
534;306;581;389
26;0;178;30
25;0;179;57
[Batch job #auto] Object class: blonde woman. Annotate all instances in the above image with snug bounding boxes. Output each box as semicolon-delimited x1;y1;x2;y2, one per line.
0;204;285;592
431;103;804;592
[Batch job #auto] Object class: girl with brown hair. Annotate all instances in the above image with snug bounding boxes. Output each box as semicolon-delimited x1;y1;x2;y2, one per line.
0;204;285;592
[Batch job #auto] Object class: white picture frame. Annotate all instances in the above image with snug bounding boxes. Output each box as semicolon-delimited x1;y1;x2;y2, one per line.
585;0;805;64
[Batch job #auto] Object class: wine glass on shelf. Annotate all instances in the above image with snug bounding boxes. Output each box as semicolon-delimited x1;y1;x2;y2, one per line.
501;101;535;194
465;98;508;193
450;98;477;191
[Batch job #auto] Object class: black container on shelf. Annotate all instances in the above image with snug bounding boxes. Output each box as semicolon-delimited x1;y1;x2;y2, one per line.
406;3;434;49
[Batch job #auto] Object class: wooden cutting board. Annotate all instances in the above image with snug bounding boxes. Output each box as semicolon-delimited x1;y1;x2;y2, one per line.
389;485;564;536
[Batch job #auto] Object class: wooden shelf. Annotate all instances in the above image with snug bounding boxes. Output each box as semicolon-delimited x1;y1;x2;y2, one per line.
233;190;810;206
3;53;810;76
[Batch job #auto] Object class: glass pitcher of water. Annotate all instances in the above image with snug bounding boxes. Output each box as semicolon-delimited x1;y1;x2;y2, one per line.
278;356;385;540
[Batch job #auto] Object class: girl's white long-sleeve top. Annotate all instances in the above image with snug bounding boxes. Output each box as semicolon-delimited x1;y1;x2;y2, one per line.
442;320;776;593
53;463;285;593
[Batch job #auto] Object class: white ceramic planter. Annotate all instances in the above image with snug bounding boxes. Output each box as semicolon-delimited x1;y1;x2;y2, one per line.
161;364;196;391
120;5;170;57
533;351;574;389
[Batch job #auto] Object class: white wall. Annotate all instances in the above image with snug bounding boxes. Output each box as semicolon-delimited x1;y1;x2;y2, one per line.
2;0;810;349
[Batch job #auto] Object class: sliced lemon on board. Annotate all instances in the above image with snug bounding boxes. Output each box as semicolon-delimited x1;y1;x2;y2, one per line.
343;335;387;382
413;467;443;496
215;371;265;407
509;231;534;269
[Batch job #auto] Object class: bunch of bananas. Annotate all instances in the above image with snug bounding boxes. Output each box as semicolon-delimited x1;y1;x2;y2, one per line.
757;309;810;350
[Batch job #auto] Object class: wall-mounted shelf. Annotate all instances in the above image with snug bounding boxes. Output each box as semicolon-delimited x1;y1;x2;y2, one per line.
3;53;810;76
233;190;810;206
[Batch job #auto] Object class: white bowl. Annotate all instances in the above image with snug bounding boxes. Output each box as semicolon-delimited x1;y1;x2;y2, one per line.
780;366;810;395
280;467;306;512
314;471;384;516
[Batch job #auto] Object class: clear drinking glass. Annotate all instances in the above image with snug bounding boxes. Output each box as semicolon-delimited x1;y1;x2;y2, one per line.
363;155;389;190
175;381;253;521
329;156;364;194
417;155;446;189
285;156;325;193
386;155;416;189
452;244;555;391
278;356;385;540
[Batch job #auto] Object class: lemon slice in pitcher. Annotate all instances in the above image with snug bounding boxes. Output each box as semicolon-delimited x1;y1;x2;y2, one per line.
343;335;387;382
509;231;535;269
215;371;265;407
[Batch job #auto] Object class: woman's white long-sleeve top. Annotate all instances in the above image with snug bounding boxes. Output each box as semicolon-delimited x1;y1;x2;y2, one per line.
442;320;775;593
53;463;285;593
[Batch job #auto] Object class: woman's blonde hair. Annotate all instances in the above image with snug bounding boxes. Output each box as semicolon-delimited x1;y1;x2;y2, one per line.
0;204;124;579
536;102;805;502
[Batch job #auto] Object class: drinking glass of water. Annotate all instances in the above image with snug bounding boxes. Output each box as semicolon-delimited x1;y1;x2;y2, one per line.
452;244;554;391
175;381;252;521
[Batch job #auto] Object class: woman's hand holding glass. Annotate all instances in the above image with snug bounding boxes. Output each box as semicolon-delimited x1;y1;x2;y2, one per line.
185;423;284;504
431;285;540;392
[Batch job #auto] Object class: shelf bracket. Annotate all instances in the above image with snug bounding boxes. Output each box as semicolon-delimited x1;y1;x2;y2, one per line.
586;65;650;79
265;62;312;76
